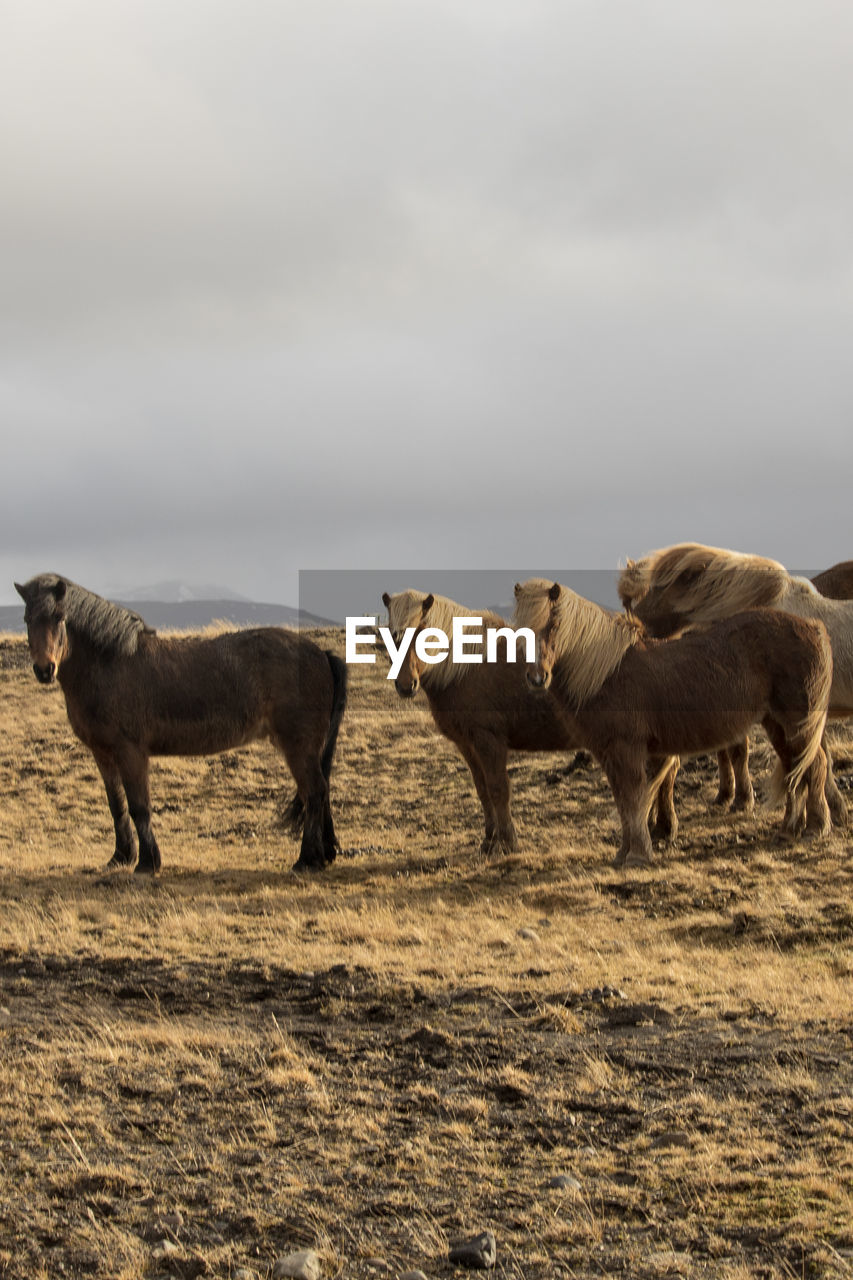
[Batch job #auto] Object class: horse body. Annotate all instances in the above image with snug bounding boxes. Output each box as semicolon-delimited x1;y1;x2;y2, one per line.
383;589;620;854
812;560;853;600
15;574;346;873
514;579;832;867
618;544;853;817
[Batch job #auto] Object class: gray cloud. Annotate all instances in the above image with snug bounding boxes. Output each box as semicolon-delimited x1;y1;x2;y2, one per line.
3;1;852;606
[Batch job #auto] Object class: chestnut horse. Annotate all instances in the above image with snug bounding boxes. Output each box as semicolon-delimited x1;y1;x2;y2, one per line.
618;543;853;826
514;579;832;868
16;574;347;873
382;589;680;853
812;560;853;600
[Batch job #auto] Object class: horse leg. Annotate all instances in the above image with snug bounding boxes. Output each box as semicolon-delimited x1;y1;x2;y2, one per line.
823;736;848;829
278;738;330;870
91;747;137;869
714;748;735;808
768;727;835;834
762;716;810;838
469;733;517;853
729;737;755;813
602;749;655;869
648;757;678;844
454;738;501;853
115;747;162;874
271;710;337;868
804;748;831;838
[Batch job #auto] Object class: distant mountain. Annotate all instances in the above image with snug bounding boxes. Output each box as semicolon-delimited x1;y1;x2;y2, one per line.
109;579;252;604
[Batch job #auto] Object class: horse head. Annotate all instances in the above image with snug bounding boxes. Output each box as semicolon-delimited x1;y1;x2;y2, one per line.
519;581;562;690
15;576;70;684
383;592;435;698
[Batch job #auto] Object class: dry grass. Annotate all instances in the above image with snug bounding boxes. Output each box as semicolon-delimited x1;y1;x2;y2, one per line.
1;629;853;1278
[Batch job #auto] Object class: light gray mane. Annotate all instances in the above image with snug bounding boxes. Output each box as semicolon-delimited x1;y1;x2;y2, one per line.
27;574;151;657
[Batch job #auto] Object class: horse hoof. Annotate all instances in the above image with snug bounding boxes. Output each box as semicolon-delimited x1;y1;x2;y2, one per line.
828;801;848;829
649;824;676;845
106;853;134;870
292;856;325;874
624;851;654;869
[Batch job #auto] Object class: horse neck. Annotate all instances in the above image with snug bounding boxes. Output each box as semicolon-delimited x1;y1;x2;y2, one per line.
550;603;637;705
414;607;506;691
60;618;103;678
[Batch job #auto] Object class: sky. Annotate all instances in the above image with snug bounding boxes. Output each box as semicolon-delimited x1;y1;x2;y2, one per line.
3;1;852;609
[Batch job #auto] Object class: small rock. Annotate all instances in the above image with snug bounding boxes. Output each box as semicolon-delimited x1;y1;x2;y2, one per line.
650;1131;692;1150
150;1240;179;1262
233;1270;256;1280
448;1231;496;1270
399;1272;429;1280
159;1210;184;1232
649;1250;691;1272
517;927;540;942
273;1249;321;1280
546;1173;582;1191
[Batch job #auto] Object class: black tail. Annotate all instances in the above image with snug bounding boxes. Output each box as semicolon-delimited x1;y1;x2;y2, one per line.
283;650;348;832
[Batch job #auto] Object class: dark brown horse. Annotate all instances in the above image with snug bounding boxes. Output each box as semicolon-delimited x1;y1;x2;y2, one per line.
382;589;679;853
15;574;347;873
812;560;853;600
515;580;832;867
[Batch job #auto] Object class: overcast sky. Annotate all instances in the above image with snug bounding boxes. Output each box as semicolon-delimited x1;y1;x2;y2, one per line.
3;1;852;609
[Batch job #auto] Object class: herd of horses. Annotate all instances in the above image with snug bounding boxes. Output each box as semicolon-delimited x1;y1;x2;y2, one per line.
14;551;853;873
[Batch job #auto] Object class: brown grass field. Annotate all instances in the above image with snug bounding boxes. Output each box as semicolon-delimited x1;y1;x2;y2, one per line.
1;627;852;1280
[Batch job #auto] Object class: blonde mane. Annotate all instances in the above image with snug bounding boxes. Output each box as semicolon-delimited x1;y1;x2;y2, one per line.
513;579;640;706
384;590;508;691
618;543;790;616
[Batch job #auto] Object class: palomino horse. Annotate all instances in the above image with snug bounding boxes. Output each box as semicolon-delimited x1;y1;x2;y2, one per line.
382;589;680;852
16;574;347;873
514;579;832;868
618;543;853;825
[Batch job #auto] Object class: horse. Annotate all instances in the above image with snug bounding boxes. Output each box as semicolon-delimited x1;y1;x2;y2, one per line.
513;579;832;868
15;574;347;873
617;542;853;824
382;589;680;853
812;560;853;600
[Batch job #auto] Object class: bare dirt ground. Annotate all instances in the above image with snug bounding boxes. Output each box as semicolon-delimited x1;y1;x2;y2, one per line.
1;630;852;1280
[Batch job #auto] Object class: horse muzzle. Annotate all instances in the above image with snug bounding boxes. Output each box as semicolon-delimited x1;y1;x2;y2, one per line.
526;668;551;690
394;677;419;699
33;661;57;684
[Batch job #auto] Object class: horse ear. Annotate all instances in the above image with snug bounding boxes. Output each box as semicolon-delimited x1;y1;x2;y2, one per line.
14;581;29;602
514;582;522;597
381;592;391;608
53;579;67;603
548;582;561;602
422;593;435;614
